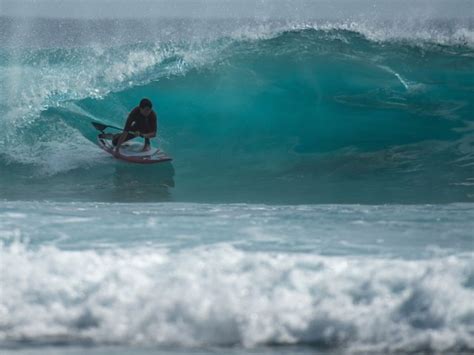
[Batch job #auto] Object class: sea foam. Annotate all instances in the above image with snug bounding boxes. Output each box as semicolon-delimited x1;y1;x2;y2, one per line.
1;242;473;352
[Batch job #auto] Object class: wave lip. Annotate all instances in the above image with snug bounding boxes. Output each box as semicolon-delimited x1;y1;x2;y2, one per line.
1;243;473;352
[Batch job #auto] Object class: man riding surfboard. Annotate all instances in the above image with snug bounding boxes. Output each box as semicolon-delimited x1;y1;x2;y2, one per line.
113;98;157;154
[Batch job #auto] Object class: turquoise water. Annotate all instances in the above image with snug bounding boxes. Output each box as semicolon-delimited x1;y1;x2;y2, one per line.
1;18;473;203
1;14;474;355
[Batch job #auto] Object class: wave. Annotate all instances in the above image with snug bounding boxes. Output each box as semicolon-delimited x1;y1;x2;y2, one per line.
1;24;473;202
2;16;474;48
1;241;473;352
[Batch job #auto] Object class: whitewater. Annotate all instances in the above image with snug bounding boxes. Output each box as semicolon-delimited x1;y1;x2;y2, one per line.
0;1;473;354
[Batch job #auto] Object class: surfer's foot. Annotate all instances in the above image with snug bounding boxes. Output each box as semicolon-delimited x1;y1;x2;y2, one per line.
142;145;151;152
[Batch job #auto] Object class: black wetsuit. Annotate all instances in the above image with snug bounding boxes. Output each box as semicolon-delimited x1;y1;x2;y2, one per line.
112;107;157;146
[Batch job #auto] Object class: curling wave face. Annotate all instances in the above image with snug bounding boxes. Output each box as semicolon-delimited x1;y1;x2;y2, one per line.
0;18;473;203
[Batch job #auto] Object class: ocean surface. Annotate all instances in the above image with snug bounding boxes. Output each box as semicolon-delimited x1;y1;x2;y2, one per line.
1;8;474;355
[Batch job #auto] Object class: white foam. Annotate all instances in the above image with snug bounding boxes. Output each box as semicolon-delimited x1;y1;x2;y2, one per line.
1;242;473;352
0;41;218;173
282;19;474;47
3;122;106;175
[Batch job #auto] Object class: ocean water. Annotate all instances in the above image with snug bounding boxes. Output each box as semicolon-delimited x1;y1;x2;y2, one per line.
1;5;474;355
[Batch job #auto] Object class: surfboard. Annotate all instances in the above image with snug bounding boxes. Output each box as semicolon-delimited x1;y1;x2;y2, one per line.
97;136;172;164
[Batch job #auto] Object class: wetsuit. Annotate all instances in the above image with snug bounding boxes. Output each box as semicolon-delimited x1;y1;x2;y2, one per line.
112;107;157;146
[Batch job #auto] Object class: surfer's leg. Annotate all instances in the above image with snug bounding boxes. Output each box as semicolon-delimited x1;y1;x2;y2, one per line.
112;134;121;146
98;133;114;139
142;138;151;152
112;133;134;146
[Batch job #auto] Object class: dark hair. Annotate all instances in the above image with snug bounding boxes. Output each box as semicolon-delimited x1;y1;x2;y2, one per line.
139;98;153;109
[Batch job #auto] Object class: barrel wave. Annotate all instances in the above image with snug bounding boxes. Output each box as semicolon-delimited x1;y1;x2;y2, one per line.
1;21;473;203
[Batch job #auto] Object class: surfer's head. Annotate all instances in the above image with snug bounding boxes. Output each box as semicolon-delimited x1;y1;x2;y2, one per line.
139;98;153;117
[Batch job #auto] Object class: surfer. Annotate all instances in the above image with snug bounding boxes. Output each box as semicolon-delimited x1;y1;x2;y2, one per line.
113;98;157;153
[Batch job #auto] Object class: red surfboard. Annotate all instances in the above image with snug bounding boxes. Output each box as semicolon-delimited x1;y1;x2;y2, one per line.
97;137;172;164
